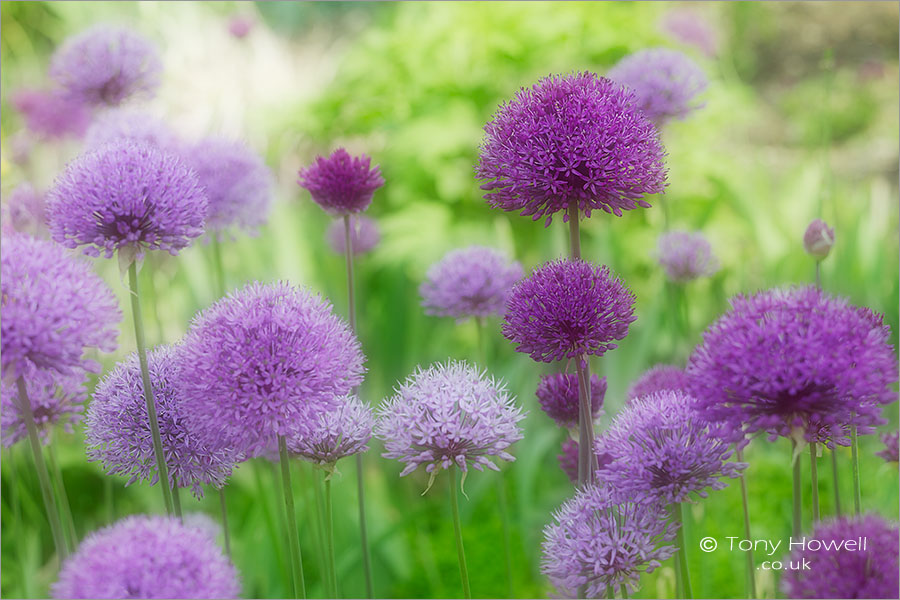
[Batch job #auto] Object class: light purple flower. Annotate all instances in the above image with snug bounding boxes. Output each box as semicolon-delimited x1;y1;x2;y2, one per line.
627;364;690;401
660;9;719;58
288;395;373;469
298;148;385;216
326;215;380;255
876;431;899;463
1;183;48;238
536;372;606;429
803;218;835;261
657;230;718;282
11;88;91;139
228;15;255;39
84;109;178;151
1;366;85;447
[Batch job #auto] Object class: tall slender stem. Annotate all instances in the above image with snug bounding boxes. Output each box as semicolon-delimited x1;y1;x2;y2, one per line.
814;261;821;290
620;583;629;599
830;449;842;516
791;440;802;537
324;478;339;599
567;200;581;259
448;465;472;599
47;443;77;553
606;585;615;599
172;485;183;520
212;236;226;296
851;423;861;515
809;442;819;522
279;436;306;599
219;488;231;558
311;465;329;583
672;503;693;599
736;449;757;599
7;447;36;599
104;476;114;524
255;461;290;591
575;357;597;487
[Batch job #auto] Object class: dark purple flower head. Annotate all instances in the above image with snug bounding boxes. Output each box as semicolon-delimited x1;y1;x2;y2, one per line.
84;109;178;151
503;259;636;363
178;281;365;459
541;484;677;597
52;514;241;599
536;372;606;429
558;437;614;484
228;15;255;39
326;215;380;255
11;88;91;139
288;395;373;470
627;364;690;401
876;431;899;463
657;230;718;282
1;183;48;238
298;148;385;216
49;25;162;106
420;246;523;321
47;141;208;260
686;286;898;447
375;361;525;478
1;235;120;379
781;514;899;599
477;71;667;226
803;218;835;261
660;9;719;58
86;345;236;497
1;366;85;447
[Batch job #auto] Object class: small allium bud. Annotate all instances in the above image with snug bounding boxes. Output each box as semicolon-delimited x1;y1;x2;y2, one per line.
803;219;835;260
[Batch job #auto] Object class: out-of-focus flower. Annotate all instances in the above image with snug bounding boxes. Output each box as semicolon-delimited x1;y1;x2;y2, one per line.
228;15;255;39
876;431;899;463
803;219;835;261
557;438;613;484
326;215;380;255
627;364;689;401
657;230;718;282
298;148;384;216
659;9;719;58
84;109;178;151
1;366;85;447
11;88;91;139
1;183;48;238
536;372;606;429
289;395;373;472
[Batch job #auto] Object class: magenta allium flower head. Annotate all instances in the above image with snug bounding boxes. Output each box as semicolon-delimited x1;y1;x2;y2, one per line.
86;345;235;497
11;88;91;139
375;361;525;478
876;431;899;463
503;259;636;364
657;230;718;283
541;484;677;596
178;281;365;458
780;514;899;599
1;367;85;447
660;9;719;58
420;246;523;321
1;235;120;379
47;141;208;260
627;364;689;401
49;25;162;106
558;438;614;484
288;395;374;470
477;71;667;226
536;372;606;429
298;148;385;216
803;218;835;261
52;514;241;599
686;286;898;447
326;215;380;255
228;15;255;39
1;183;48;238
84;109;178;151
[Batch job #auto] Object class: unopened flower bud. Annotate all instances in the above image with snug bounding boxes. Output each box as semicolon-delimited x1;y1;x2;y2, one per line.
803;219;835;261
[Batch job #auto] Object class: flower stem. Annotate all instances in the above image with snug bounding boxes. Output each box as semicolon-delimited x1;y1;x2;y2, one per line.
736;449;757;599
809;442;819;522
830;448;842;516
172;484;183;521
7;447;36;598
279;436;307;599
606;585;615;599
851;424;861;515
255;461;290;591
104;476;114;524
575;357;597;487
791;440;802;537
324;477;339;598
449;465;472;599
47;442;77;553
620;583;628;599
496;475;515;599
567;199;581;259
312;465;329;585
219;487;231;558
212;235;226;296
672;502;692;599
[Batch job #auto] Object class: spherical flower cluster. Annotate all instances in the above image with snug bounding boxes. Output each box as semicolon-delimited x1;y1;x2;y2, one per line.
1;367;86;447
477;71;667;226
298;148;385;216
47;141;208;260
503;259;636;363
660;9;719;58
876;431;899;463
803;218;835;261
420;246;523;321
11;88;90;139
178;281;365;458
657;230;718;283
289;396;374;469
84;109;178;151
326;215;380;255
228;15;255;38
628;364;690;401
1;183;48;238
558;438;613;484
52;515;241;599
686;286;898;447
1;235;120;379
536;372;606;429
375;361;525;477
780;515;899;599
86;345;236;497
49;25;162;106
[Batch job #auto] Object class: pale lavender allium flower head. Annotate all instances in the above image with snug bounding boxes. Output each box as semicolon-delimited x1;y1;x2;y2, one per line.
1;366;85;447
781;514;899;599
84;109;178;151
178;281;365;458
47;141;208;260
375;361;525;478
11;88;91;139
627;364;690;401
541;484;677;596
536;372;606;429
657;230;718;282
477;71;667;226
660;9;719;58
298;148;385;216
228;15;255;38
420;246;523;321
558;438;614;484
876;431;899;463
1;183;48;238
49;25;162;106
503;259;636;364
52;514;241;599
326;215;380;255
289;395;374;470
803;218;835;261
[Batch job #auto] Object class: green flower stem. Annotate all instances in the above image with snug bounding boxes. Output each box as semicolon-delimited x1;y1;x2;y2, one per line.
172;484;183;521
254;461;289;591
219;488;231;558
448;465;472;599
830;449;842;516
575;357;597;487
312;454;330;587
672;502;693;599
809;442;819;522
791;440;802;538
104;476;114;524
7;448;35;598
620;583;628;599
212;235;226;296
736;449;757;599
47;442;77;554
278;436;306;599
324;477;339;598
851;423;861;515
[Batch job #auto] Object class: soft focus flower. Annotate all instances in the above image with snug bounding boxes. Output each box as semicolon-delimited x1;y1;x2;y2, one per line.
11;88;91;139
686;286;898;447
1;235;120;379
178;281;365;458
541;484;677;596
86;345;236;497
49;25;162;106
780;514;899;599
1;366;85;447
803;219;835;261
627;364;689;401
47;141;208;260
10;131;34;166
477;71;667;226
326;215;380;255
660;9;719;58
298;148;385;216
375;361;525;477
876;431;899;463
420;246;523;321
503;259;636;363
558;437;613;484
228;15;255;38
536;372;606;429
657;230;718;282
1;183;48;237
288;395;374;470
52;514;241;599
84;109;177;151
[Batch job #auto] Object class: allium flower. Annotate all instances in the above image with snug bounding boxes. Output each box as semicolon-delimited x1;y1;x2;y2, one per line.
375;361;525;477
803;218;835;261
1;235;120;379
47;141;208;260
541;484;677;597
86;345;235;497
660;9;719;58
84;109;177;151
780;514;899;599
420;246;523;321
298;148;385;216
558;438;613;484
608;49;708;127
876;431;899;463
289;395;374;470
11;88;90;139
1;183;48;237
657;230;718;282
49;25;162;106
477;71;667;226
178;281;365;458
228;15;255;38
52;514;241;599
686;286;898;447
326;215;380;255
627;364;690;401
536;372;606;428
1;367;86;447
503;259;636;363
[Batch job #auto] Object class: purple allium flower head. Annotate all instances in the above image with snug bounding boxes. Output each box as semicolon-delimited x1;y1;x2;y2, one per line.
780;514;899;599
298;148;385;216
86;345;236;497
228;15;255;39
375;361;525;478
803;218;835;261
47;141;208;260
326;215;380;255
876;431;899;463
503;259;636;364
660;9;719;58
558;437;614;484
49;25;162;106
84;109;178;151
541;484;677;596
1;235;120;379
1;183;48;238
52;514;241;599
657;230;718;282
420;246;523;321
178;281;365;459
477;71;667;226
536;372;606;429
686;286;898;448
288;395;374;469
11;88;91;139
627;364;690;401
1;366;85;447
